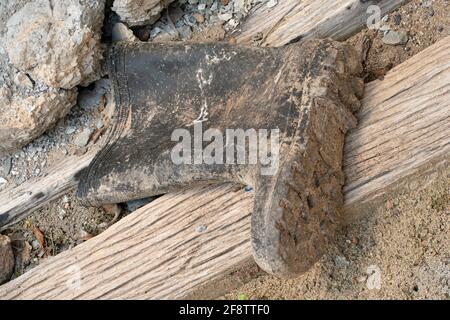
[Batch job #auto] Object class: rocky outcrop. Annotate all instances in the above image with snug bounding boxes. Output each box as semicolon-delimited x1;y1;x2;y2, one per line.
112;0;174;27
0;71;77;155
4;0;105;90
0;0;105;155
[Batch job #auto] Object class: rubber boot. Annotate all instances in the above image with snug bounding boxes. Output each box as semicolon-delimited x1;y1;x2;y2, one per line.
77;39;364;277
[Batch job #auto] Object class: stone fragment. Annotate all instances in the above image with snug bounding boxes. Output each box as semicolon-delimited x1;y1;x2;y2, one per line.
193;13;205;23
5;0;106;89
0;1;78;154
112;22;138;43
218;13;232;21
382;30;409;45
73;128;93;147
112;0;174;27
0;80;76;155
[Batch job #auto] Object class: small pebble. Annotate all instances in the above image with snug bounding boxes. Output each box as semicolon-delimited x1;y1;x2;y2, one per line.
218;13;233;21
193;13;205;23
334;255;350;268
178;25;193;40
31;239;40;250
382;30;408;45
111;22;137;43
184;14;198;26
65;127;76;135
421;0;433;7
73;128;92;147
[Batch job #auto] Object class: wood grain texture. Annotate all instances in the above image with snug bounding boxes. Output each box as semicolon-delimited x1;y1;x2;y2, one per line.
1;37;448;299
236;0;408;46
0;149;97;230
343;36;450;206
1;183;253;299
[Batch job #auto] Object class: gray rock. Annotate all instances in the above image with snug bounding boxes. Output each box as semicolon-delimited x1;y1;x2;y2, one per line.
4;0;106;89
178;25;193;40
73;128;93;147
0;156;12;177
0;80;76;155
0;235;14;285
13;71;33;89
382;30;408;45
218;13;233;21
31;239;40;250
0;0;101;154
422;0;433;7
65;127;77;135
77;79;111;112
112;0;174;27
184;14;198;27
334;255;350;268
112;22;138;43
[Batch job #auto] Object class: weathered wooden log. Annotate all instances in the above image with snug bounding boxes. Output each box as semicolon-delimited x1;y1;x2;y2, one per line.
236;0;409;46
0;149;97;230
0;36;448;299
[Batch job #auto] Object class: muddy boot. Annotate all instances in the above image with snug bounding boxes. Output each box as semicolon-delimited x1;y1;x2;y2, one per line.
77;39;363;277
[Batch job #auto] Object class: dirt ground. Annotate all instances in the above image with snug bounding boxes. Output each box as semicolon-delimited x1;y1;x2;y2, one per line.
1;0;449;298
223;172;449;300
347;0;449;82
